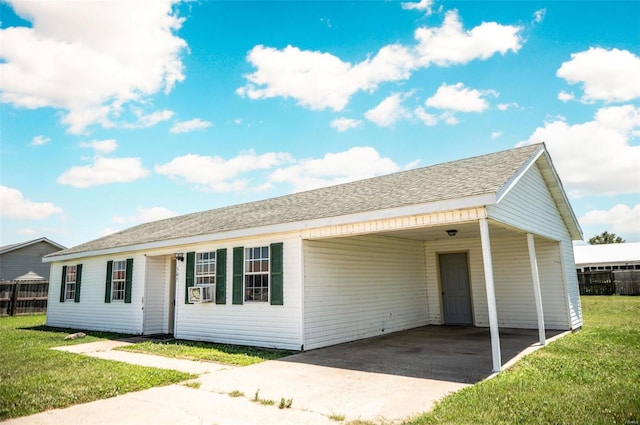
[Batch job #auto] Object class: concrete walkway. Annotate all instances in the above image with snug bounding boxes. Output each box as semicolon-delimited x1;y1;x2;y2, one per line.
52;338;228;374
5;327;566;425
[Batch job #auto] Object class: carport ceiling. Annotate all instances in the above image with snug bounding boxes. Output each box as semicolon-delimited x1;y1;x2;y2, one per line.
381;221;517;242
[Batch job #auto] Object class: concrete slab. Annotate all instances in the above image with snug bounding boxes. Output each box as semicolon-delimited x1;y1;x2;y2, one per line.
53;337;229;374
2;385;335;425
20;326;562;425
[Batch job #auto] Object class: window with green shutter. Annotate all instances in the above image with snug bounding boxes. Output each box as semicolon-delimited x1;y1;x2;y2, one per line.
61;264;82;303
216;248;227;304
232;247;244;305
185;252;195;304
270;243;283;305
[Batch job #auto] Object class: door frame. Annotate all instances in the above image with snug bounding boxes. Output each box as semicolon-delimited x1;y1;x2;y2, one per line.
437;251;474;325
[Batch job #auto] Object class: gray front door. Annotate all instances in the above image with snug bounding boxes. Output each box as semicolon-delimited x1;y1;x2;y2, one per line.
440;253;472;325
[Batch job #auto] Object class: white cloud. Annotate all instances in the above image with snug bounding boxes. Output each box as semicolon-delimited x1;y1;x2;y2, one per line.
557;48;640;103
30;135;51;146
0;186;63;220
0;0;187;134
401;0;434;14
17;228;37;236
125;108;174;128
580;204;640;235
497;102;520;111
155;150;294;192
414;107;438;126
557;91;575;103
238;12;522;111
533;8;546;23
57;157;150;188
491;131;502;139
79;139;119;154
170;118;212;133
112;206;177;225
270;147;401;192
365;93;411;127
237;44;414;111
330;117;363;132
518;105;640;197
425;82;495;112
414;10;522;67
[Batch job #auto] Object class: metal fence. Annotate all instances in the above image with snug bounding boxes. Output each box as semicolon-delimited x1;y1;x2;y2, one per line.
578;270;640;296
0;280;49;316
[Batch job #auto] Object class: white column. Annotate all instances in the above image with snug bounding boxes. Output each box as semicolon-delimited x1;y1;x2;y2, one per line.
479;218;502;372
527;233;546;346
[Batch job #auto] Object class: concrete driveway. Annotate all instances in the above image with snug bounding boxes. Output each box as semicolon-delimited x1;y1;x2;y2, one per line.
5;326;563;425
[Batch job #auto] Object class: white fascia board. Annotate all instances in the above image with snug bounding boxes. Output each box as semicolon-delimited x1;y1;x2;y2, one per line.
495;144;545;204
44;193;496;263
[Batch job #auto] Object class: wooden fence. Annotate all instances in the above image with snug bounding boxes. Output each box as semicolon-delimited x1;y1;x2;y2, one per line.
578;270;640;296
0;280;49;316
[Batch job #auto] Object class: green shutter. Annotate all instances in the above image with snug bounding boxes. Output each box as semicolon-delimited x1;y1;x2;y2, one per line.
232;247;244;305
105;260;113;303
124;258;133;304
60;265;67;303
185;252;195;304
74;264;82;303
216;249;227;304
270;243;284;305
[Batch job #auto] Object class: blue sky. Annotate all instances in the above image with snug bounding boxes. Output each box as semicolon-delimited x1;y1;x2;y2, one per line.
1;0;639;248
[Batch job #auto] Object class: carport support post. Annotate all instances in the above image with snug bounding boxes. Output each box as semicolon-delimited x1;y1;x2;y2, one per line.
479;218;502;373
527;233;546;346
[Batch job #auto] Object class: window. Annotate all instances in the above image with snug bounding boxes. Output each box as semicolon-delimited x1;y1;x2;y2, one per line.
196;251;216;285
65;265;77;301
244;246;269;302
111;260;127;301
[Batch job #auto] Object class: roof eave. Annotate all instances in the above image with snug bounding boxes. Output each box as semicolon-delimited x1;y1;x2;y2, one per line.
44;192;497;263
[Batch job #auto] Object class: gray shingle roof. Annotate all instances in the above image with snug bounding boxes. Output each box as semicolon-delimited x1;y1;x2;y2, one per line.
48;144;542;258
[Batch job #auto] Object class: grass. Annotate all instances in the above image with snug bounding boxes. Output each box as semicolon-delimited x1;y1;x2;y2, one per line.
404;296;640;425
0;315;193;420
116;338;293;366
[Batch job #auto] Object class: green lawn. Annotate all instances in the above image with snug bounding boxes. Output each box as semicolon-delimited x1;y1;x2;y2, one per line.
116;339;293;366
0;315;193;420
404;296;640;425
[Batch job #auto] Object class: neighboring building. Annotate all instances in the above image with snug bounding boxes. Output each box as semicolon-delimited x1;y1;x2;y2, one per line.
574;242;640;272
44;144;583;372
0;237;66;281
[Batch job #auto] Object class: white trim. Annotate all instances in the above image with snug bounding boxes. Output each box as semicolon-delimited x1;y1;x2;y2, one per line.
1;237;66;255
527;233;546;346
495;145;545;203
44;195;495;263
479;217;502;373
299;236;306;351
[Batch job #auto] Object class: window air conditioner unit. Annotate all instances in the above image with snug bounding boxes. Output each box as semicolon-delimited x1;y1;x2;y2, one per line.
188;285;214;303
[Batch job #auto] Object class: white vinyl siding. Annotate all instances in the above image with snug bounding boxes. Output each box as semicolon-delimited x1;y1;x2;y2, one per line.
46;254;145;334
174;236;302;350
487;162;581;329
143;256;170;335
303;235;427;350
424;234;569;330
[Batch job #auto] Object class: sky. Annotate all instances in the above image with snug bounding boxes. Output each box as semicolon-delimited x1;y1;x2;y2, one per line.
1;0;639;249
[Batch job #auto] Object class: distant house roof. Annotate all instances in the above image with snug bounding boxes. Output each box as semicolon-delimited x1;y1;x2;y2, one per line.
46;143;580;260
15;271;46;281
0;237;66;255
574;242;640;266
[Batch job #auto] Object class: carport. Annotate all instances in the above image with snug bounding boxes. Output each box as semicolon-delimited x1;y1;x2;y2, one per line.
197;325;565;422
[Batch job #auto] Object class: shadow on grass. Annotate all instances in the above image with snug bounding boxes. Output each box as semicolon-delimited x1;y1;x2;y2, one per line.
135;338;294;358
18;325;133;341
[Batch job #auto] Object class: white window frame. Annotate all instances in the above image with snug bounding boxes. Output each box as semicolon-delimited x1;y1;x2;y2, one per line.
64;265;77;301
244;246;269;302
111;260;126;301
195;251;216;285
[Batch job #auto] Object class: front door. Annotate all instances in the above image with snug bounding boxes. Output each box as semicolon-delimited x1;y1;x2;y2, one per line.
439;253;472;325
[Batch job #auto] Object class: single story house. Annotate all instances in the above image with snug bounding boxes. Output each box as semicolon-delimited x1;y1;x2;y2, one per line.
574;242;640;272
0;237;66;281
44;143;583;372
